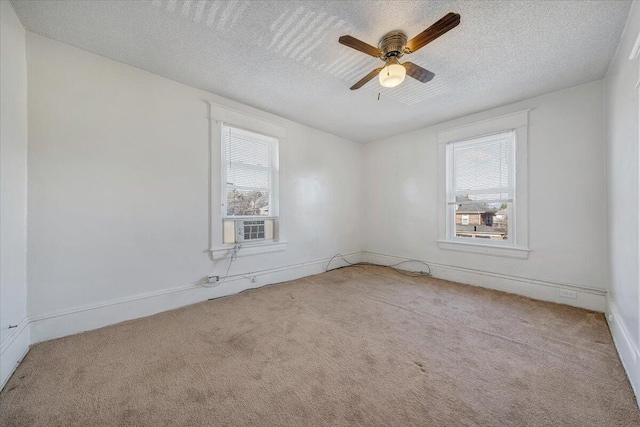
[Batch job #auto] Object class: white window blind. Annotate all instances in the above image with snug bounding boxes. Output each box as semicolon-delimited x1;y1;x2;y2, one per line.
450;131;514;205
222;125;278;217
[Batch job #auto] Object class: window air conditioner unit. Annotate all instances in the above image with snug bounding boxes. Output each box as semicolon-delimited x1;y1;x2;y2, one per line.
235;219;266;242
223;218;276;244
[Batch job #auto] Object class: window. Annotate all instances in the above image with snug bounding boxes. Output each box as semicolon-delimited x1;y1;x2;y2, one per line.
437;110;529;259
208;102;287;260
221;124;279;245
447;131;514;244
222;125;277;218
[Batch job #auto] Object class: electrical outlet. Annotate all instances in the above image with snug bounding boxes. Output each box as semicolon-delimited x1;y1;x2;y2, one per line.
207;275;220;283
559;289;577;299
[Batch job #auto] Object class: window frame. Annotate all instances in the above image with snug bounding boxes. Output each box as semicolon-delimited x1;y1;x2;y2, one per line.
437;110;530;259
220;123;279;220
446;130;516;247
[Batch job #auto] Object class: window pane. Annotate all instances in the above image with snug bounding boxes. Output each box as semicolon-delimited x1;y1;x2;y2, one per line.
454;201;510;241
227;189;269;216
453;135;510;192
222;125;278;220
227;166;269;189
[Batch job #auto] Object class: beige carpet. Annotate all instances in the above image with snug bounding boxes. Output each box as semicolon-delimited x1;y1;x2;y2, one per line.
1;265;638;426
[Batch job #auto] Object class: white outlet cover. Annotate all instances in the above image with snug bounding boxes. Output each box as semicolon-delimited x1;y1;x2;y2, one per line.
559;289;578;299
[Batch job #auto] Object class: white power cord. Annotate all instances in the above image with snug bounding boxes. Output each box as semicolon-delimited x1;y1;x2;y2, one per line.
203;243;242;288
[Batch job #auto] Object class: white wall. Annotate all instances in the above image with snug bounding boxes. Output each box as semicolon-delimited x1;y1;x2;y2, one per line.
605;1;640;401
25;33;363;342
0;0;30;389
363;80;608;310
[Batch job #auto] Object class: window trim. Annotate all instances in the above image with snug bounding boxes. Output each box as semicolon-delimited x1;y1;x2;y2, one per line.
210;240;288;261
437;110;530;259
446;130;516;247
208;101;287;256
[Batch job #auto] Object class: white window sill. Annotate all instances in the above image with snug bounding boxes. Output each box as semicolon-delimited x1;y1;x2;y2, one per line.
210;241;288;261
437;240;529;259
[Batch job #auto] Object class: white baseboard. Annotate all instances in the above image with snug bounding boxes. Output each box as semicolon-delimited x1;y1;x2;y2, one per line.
12;250;616;393
29;250;605;346
362;251;607;312
29;252;363;344
0;317;30;390
606;295;640;406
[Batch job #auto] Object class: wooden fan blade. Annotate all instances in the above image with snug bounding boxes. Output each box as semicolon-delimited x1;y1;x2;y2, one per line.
403;62;435;83
339;35;382;57
405;12;460;53
350;68;383;90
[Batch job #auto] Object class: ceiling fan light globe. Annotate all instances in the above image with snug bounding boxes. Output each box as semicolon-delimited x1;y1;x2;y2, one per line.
379;63;406;88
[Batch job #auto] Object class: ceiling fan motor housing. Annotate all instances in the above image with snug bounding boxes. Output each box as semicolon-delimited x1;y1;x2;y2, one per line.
378;31;408;59
339;12;460;90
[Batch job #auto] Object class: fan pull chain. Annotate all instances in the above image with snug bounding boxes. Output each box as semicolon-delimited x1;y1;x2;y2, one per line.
378;93;381;101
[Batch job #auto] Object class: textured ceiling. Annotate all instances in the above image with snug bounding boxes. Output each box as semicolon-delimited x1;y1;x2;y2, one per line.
11;0;631;143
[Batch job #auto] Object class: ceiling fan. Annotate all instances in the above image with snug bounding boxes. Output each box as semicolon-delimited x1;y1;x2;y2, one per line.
338;12;460;90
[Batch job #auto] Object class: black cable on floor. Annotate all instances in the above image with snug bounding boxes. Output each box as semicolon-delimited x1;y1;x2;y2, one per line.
325;254;431;277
